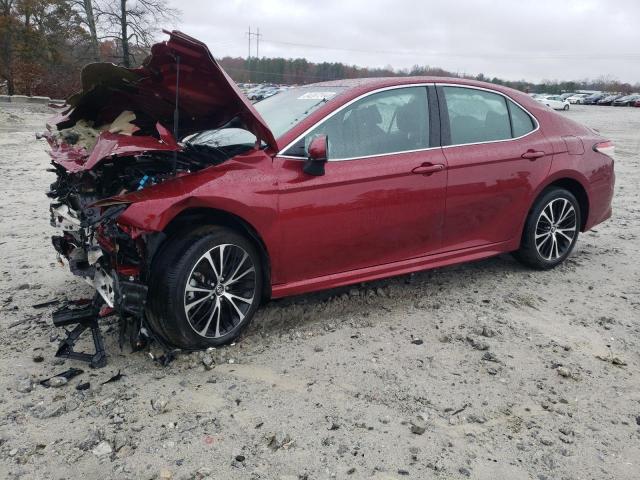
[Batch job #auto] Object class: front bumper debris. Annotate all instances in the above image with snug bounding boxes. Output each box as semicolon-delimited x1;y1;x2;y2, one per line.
52;297;107;368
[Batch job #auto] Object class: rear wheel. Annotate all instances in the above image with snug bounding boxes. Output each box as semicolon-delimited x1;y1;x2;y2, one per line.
514;188;581;270
146;226;263;349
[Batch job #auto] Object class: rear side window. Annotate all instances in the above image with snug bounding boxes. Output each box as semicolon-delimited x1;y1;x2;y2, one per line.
443;86;536;145
443;86;511;144
508;100;535;137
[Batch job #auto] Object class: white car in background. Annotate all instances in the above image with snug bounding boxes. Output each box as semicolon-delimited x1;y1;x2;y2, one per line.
538;95;570;110
566;93;590;104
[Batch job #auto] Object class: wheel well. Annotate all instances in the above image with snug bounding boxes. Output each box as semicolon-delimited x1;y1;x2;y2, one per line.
161;208;272;300
544;178;589;231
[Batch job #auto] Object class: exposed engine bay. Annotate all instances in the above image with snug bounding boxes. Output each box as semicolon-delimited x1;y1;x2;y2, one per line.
45;112;251;319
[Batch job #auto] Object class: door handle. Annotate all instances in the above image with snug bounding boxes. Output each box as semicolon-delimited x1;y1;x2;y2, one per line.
412;163;445;175
521;150;546;160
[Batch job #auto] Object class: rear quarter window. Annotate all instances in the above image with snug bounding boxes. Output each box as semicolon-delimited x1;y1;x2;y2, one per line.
508;100;536;137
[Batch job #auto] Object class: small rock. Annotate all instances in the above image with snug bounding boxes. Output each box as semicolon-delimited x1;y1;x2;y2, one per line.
347;467;356;475
314;346;324;353
467;336;489;351
16;378;33;393
151;396;169;414
539;436;554;446
159;467;172;479
202;355;214;370
78;429;101;451
48;376;68;388
481;352;500;363
267;432;293;451
479;326;497;338
235;454;245;462
92;441;112;457
467;414;487;424
410;421;426;435
32;352;44;363
411;338;424;345
459;467;471;477
556;367;574;378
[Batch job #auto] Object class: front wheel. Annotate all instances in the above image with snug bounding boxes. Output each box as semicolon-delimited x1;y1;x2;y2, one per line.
513;188;581;270
563;104;569;110
146;226;263;349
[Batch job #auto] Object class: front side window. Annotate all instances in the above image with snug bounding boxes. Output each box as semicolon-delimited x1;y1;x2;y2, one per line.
285;86;429;159
443;86;512;145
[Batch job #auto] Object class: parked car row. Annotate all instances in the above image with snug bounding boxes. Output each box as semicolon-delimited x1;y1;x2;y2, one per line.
531;92;640;108
237;83;291;101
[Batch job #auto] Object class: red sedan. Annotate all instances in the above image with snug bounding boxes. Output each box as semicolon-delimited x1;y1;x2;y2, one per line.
45;31;615;350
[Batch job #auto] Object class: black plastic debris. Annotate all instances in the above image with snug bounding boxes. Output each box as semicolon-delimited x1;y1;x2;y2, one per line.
52;296;106;368
76;382;90;391
101;370;123;385
40;367;84;387
32;299;60;309
150;350;178;367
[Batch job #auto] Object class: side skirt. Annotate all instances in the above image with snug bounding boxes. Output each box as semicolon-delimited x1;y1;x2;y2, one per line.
271;238;519;299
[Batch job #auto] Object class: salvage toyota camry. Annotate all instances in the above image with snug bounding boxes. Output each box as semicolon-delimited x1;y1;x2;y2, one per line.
42;31;615;350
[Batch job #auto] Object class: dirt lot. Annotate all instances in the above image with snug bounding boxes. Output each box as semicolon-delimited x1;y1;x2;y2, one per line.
0;103;638;480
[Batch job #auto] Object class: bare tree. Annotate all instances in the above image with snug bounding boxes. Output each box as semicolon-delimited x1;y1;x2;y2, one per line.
72;0;101;61
96;0;179;67
0;0;16;93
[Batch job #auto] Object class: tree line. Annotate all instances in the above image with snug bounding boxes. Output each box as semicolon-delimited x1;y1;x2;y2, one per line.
1;4;638;99
220;57;639;95
0;0;177;96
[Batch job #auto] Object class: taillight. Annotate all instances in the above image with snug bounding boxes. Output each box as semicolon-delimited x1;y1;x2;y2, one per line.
593;141;615;159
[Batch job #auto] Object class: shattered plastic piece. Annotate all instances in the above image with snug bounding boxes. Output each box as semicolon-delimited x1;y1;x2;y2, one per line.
101;370;123;384
108;111;139;135
40;367;84;388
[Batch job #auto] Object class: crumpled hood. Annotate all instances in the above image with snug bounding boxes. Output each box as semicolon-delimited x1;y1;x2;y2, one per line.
46;30;276;172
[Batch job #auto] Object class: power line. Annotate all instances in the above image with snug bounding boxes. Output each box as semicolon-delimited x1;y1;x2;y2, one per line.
261;38;640;61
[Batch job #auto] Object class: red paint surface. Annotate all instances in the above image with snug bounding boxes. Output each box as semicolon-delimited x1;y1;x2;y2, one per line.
75;76;615;299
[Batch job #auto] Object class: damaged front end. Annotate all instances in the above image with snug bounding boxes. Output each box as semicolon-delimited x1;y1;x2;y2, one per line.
41;30;276;366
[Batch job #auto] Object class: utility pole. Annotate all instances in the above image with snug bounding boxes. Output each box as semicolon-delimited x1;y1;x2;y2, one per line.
246;26;251;59
256;28;262;59
245;27;262;59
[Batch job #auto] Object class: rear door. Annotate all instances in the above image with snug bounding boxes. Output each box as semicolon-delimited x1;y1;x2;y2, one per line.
437;84;553;251
274;85;448;284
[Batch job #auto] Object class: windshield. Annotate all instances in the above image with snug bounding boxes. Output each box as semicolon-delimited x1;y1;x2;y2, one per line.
185;86;347;148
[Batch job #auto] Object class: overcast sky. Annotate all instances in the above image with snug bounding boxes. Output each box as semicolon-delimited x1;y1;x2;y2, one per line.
166;0;639;84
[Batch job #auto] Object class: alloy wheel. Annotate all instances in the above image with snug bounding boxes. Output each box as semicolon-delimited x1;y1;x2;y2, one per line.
183;244;256;338
534;198;578;261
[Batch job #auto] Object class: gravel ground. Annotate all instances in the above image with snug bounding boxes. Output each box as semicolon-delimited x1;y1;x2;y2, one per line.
0;103;639;480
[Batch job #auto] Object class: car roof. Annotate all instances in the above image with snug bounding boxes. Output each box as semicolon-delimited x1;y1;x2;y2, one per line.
302;76;534;103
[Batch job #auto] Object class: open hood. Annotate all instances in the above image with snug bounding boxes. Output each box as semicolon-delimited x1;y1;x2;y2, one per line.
53;30;276;149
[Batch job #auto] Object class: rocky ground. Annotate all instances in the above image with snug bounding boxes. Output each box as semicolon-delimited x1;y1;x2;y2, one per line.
0;103;638;480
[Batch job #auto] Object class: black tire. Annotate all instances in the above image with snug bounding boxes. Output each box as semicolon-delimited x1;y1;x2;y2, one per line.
563;104;569;111
146;225;263;349
513;188;581;270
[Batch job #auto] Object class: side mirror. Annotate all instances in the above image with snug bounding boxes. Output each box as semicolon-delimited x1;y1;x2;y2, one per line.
303;135;328;176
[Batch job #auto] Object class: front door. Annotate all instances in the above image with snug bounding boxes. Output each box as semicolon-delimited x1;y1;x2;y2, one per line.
275;85;448;284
